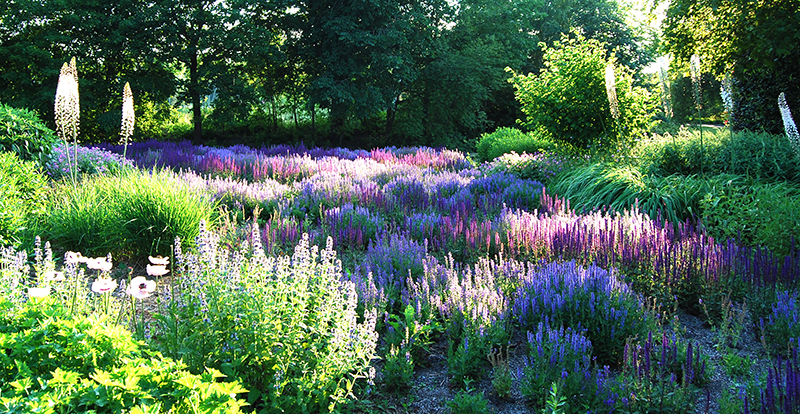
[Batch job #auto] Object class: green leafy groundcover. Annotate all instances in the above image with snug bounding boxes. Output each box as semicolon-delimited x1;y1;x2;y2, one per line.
0;297;248;414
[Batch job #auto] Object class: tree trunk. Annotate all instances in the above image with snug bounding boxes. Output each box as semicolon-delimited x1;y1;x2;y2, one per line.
189;49;202;142
271;95;278;130
311;105;316;136
385;97;398;137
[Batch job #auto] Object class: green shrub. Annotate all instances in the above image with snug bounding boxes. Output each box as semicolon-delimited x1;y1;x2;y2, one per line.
508;34;654;153
152;229;378;413
0;299;247;413
476;127;557;161
0;152;47;246
0;103;58;165
31;168;216;258
699;179;800;256
633;128;800;182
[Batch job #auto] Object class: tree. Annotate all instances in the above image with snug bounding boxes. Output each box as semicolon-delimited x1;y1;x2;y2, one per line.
662;0;800;133
509;34;653;152
0;0;177;142
285;0;453;142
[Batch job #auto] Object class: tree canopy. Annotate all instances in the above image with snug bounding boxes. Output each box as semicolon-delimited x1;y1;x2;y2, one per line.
662;0;800;133
0;0;652;148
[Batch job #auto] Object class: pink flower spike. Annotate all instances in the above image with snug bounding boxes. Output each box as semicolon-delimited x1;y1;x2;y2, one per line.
146;264;169;277
148;255;169;265
91;277;118;294
126;276;156;299
28;287;51;298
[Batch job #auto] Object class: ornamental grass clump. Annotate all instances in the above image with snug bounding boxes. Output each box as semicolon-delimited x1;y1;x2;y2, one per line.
152;224;378;413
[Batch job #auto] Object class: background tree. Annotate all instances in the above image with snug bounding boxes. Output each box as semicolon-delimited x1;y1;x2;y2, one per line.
662;0;800;133
0;0;177;142
509;34;653;152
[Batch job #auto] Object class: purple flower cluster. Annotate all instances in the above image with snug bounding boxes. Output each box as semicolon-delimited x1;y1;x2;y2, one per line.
742;341;800;413
96;140;470;183
623;331;707;386
46;142;133;179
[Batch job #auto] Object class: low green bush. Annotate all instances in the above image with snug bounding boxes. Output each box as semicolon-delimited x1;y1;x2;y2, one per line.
0;152;48;246
447;389;492;414
30;168;216;258
0;103;58;165
476;127;558;162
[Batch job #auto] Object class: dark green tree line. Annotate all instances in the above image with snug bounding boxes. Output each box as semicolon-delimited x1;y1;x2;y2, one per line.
0;0;647;148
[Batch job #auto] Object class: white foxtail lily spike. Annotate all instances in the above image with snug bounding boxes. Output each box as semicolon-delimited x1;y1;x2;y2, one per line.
779;92;800;157
690;54;702;111
605;63;619;120
121;82;134;159
55;58;80;143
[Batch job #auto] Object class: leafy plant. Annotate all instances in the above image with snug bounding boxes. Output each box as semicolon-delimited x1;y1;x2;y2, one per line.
447;389;492;414
488;346;512;399
699;179;800;256
0;151;48;246
152;227;379;413
508;33;653;153
541;382;567;414
0;299;247;414
0;103;58;165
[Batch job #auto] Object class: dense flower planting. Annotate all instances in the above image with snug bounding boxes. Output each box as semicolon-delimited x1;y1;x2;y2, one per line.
6;140;800;413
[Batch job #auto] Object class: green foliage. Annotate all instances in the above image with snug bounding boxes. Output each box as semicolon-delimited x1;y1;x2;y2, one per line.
0;103;57;165
549;163;712;226
633;129;800;182
663;0;800;133
487;347;512;400
0;299;247;413
31;169;216;258
0;152;47;247
447;331;492;387
447;389;492;414
152;231;378;413
699;179;800;256
380;305;435;392
669;74;725;124
541;382;567;414
476;127;557;162
509;34;653;153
